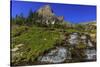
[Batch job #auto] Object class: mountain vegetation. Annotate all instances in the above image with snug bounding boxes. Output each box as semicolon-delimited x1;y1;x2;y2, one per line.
11;5;96;66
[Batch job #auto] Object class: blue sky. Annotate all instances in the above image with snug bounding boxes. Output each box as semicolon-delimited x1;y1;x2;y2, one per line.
11;1;96;23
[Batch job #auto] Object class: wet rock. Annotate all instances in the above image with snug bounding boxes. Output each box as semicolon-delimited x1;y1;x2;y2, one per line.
84;48;96;60
80;35;88;45
38;47;71;63
11;32;96;65
81;35;87;40
68;32;94;48
87;40;94;47
69;33;79;45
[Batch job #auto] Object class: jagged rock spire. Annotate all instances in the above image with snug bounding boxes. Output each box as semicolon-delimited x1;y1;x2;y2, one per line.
36;4;64;25
37;4;54;17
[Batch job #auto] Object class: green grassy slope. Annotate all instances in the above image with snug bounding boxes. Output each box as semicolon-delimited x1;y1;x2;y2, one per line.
11;25;62;63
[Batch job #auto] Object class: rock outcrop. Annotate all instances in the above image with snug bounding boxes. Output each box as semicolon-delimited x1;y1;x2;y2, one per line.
38;32;96;63
38;47;71;63
37;5;54;17
36;5;64;25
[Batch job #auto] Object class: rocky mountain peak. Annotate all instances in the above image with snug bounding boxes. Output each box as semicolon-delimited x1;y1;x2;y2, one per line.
35;5;64;25
37;4;54;17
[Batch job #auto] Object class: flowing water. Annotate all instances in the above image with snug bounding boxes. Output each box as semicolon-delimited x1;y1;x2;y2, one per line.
85;49;96;60
38;47;71;63
37;32;96;63
69;33;79;45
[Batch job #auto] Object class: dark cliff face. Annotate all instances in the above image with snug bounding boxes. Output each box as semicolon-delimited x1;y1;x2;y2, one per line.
36;5;64;25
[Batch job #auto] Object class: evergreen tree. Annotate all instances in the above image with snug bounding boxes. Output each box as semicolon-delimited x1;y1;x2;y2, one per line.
14;13;25;25
26;9;34;26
